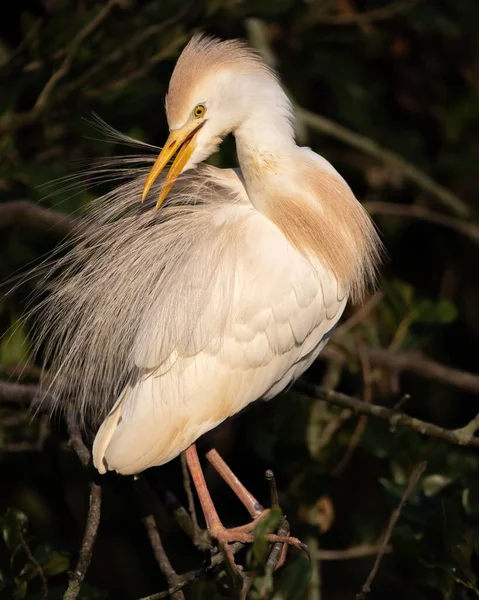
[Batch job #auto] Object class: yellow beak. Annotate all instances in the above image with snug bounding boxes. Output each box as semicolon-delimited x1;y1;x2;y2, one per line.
142;122;204;210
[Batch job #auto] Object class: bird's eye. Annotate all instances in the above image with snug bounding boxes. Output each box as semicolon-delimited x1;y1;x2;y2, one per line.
193;104;206;118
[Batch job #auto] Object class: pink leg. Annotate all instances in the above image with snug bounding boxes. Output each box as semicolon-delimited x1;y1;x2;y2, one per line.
183;444;306;559
205;448;264;518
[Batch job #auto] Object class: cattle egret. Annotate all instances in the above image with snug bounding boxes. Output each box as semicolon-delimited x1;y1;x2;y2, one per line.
35;35;382;567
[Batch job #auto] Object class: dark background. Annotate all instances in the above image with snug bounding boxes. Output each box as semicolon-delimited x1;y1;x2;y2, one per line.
1;0;479;598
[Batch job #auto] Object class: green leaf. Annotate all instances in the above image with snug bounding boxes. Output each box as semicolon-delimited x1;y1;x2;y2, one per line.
422;474;452;496
0;569;7;592
42;551;70;577
251;507;283;564
0;508;29;553
13;578;27;599
273;557;312;600
451;540;476;586
435;299;458;323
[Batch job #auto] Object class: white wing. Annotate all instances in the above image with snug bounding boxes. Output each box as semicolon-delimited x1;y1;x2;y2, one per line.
93;169;347;475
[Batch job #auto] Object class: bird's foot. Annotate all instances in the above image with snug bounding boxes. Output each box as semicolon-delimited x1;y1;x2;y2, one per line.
210;509;309;566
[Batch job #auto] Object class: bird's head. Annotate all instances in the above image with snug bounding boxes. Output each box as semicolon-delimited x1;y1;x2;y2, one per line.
142;34;292;209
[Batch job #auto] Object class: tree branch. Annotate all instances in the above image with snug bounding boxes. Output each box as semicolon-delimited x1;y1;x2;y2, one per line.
296;108;469;216
295;381;479;447
310;0;419;26
0;381;42;406
19;531;48;600
357;461;427;599
247;17;469;218
133;475;185;600
364;201;479;244
62;4;191;101
0;200;77;237
332;341;479;395
315;544;392;561
34;0;120;110
63;411;102;600
66;408;92;468
63;482;102;600
137;542;245;600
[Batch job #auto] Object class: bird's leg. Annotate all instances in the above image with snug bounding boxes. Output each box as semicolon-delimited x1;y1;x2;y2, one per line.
184;445;307;560
184;444;245;581
205;447;264;518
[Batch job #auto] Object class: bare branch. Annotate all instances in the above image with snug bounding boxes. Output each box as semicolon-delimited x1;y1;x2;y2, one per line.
247;17;469;217
63;408;101;600
333;341;479;395
19;531;48;600
0;200;77;237
320;339;479;396
357;461;427;598
316;544;393;561
334;292;384;338
296;381;479;447
310;0;419;26
137;542;245;600
364;201;479;244
66;408;91;468
133;475;185;600
332;342;372;475
62;4;191;100
87;34;188;98
142;513;185;600
0;381;41;406
34;0;120;110
296;108;469;217
63;482;102;600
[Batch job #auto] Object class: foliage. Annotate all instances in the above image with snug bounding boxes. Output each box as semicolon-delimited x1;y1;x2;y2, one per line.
1;0;479;599
0;507;70;599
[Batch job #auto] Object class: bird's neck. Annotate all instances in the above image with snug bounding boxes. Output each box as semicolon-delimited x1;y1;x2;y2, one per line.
234;111;297;214
234;111;381;304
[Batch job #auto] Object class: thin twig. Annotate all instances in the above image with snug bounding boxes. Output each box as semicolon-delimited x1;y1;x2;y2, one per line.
247;17;469;217
334;292;384;338
364;201;479;244
87;34;188;98
66;408;91;467
265;469;279;508
295;381;479;448
0;381;42;406
296;108;469;217
265;469;289;572
34;0;120;110
63;410;101;600
392;393;411;412
0;5;190;133
332;342;372;475
133;475;185;600
357;461;427;598
315;543;393;561
0;19;43;69
137;542;245;600
266;520;290;572
0;200;77;237
19;532;48;600
142;512;185;600
62;4;191;100
310;0;419;26
63;482;102;600
322;341;479;395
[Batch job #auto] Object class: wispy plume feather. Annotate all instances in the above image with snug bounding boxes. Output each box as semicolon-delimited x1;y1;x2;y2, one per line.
30;141;246;425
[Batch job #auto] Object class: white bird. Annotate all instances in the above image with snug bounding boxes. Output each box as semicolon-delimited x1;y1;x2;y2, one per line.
35;34;381;560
